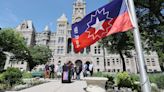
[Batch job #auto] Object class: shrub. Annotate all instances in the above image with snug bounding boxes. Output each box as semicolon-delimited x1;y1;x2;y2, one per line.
105;75;115;90
154;75;164;89
149;74;164;89
92;72;103;77
22;72;32;78
3;67;22;87
115;72;133;88
130;74;140;82
0;73;5;83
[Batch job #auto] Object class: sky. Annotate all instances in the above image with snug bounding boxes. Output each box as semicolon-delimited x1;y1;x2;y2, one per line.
0;0;110;32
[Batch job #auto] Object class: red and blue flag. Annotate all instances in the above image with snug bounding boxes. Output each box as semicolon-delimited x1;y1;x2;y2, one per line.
71;0;133;52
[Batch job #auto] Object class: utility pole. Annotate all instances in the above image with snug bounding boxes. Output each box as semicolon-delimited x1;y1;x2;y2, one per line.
128;0;151;92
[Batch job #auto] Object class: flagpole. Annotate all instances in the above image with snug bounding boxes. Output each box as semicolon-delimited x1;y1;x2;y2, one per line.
127;0;151;92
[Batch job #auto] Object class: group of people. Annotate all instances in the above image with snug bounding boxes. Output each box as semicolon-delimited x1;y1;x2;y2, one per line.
44;62;62;79
62;61;94;83
44;61;94;83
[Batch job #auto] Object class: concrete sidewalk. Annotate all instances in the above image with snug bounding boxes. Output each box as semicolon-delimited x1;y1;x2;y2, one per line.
18;80;87;92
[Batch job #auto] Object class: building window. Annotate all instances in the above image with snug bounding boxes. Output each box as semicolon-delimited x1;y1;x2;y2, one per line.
146;59;150;66
24;38;28;45
98;46;101;54
113;69;115;72
97;58;99;66
86;46;91;54
94;46;97;54
149;69;152;72
59;24;65;27
94;46;101;54
116;59;119;64
112;59;115;65
97;69;100;72
57;46;64;54
21;61;24;64
58;37;64;43
107;61;110;66
80;49;84;54
127;69;130;72
67;38;72;53
152;60;155;66
108;69;111;72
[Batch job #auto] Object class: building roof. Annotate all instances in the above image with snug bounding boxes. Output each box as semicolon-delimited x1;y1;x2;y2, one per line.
57;13;68;22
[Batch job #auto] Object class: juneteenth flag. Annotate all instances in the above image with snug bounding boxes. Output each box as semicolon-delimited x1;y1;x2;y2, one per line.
71;0;133;52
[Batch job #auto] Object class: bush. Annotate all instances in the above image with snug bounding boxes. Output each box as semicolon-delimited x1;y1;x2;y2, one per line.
115;72;133;88
22;72;32;78
92;72;103;77
105;75;115;90
0;73;5;83
130;74;140;82
153;74;164;89
3;67;22;87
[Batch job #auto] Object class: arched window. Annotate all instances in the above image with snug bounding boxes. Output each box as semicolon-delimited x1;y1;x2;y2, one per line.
67;38;72;53
86;46;91;54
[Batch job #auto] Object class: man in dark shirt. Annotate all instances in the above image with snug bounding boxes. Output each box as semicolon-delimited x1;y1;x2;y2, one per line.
49;63;55;79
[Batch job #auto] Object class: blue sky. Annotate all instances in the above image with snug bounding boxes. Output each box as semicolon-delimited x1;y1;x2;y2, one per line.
0;0;110;32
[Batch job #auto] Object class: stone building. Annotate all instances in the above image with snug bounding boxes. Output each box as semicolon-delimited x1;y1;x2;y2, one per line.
12;0;161;73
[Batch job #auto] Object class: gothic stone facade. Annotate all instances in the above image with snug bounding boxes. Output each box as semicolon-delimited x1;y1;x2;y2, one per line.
14;0;161;73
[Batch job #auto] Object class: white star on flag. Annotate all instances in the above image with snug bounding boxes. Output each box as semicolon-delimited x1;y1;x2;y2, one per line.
91;17;105;34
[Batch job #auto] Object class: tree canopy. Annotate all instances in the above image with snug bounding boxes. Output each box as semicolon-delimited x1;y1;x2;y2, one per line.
99;31;134;71
0;28;29;70
28;45;52;69
134;0;164;69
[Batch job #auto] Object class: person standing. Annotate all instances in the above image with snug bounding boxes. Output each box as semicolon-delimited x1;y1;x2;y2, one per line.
44;63;50;79
75;65;82;80
57;63;62;79
49;63;55;79
62;63;71;83
89;62;94;76
83;63;87;77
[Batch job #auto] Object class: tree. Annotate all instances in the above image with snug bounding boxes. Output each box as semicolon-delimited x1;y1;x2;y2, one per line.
99;31;134;71
134;0;164;70
28;45;52;69
0;28;29;70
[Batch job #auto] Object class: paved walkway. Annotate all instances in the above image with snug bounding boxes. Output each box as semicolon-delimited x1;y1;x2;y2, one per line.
18;80;87;92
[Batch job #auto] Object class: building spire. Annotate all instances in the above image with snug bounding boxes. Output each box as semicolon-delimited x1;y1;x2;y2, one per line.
76;0;84;3
44;25;50;32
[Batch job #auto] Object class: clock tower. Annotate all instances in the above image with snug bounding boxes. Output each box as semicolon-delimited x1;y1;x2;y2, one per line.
72;0;86;23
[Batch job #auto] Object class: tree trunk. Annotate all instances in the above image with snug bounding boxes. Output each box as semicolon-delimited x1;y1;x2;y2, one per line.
118;50;126;71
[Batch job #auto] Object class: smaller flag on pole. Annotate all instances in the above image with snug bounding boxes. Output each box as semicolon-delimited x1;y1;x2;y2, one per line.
71;0;133;52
